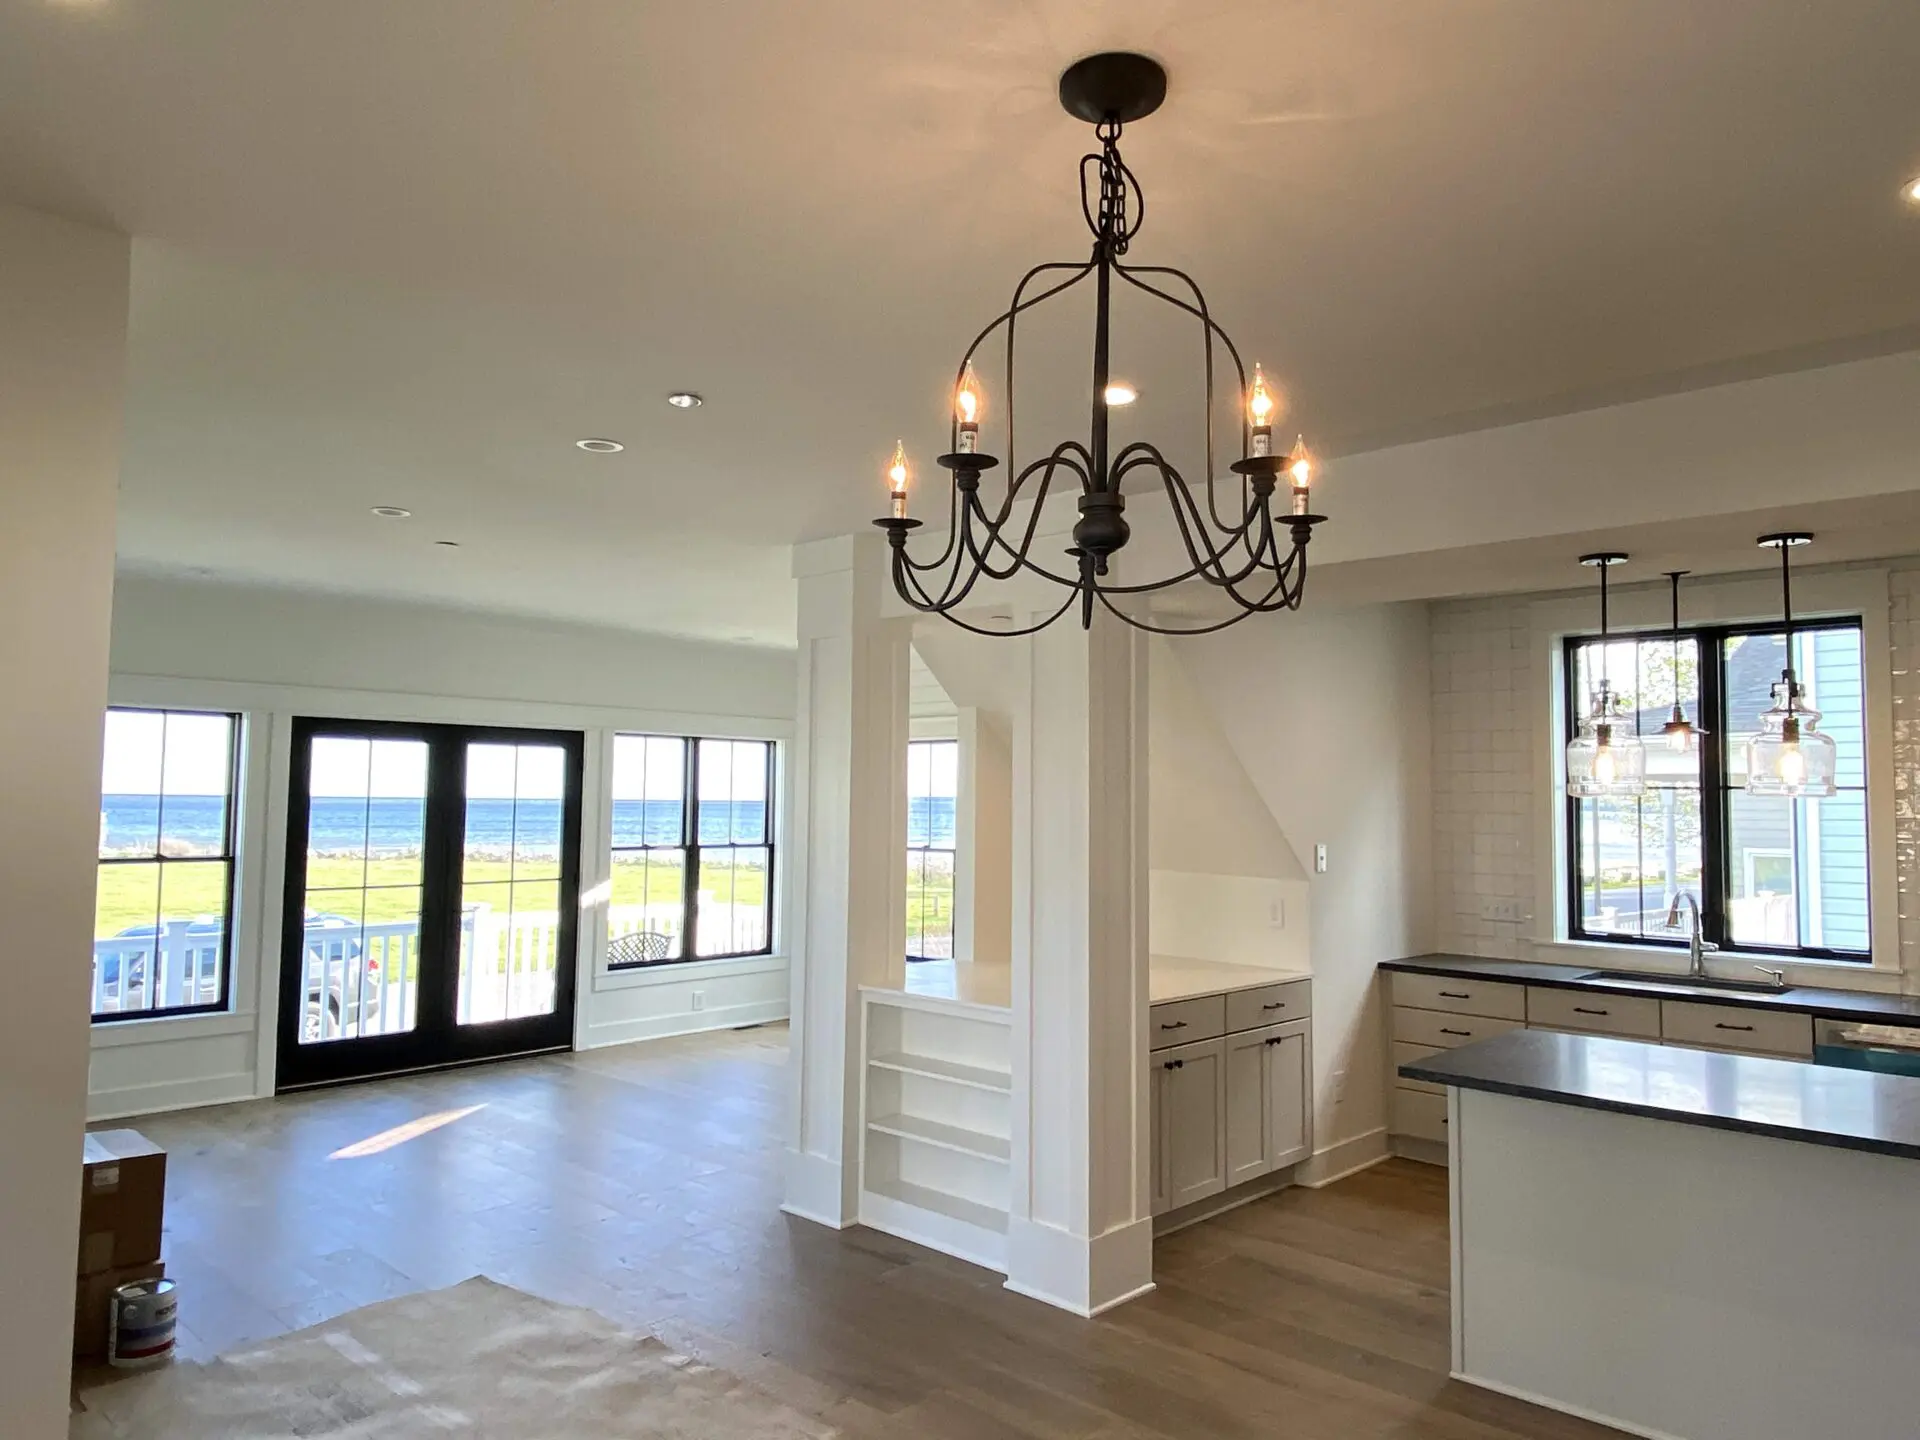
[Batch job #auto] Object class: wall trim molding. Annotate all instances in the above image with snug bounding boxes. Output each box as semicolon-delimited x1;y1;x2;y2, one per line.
1298;1126;1391;1188
87;1071;257;1123
1004;1214;1155;1317
579;998;788;1051
781;1148;853;1228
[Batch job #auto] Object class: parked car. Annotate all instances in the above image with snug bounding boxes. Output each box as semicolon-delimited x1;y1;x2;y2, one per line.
99;917;226;1009
301;912;386;1043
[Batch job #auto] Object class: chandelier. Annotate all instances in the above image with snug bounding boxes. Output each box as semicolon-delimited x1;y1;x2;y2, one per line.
873;52;1327;636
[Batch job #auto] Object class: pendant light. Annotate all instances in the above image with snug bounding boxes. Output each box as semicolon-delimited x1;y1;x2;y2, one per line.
1566;553;1647;798
1745;533;1837;798
1656;570;1705;763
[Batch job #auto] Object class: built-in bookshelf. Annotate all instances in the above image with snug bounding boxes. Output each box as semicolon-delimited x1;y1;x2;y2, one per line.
859;986;1013;1272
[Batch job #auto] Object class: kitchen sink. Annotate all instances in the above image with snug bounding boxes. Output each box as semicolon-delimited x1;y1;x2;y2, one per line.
1577;969;1790;995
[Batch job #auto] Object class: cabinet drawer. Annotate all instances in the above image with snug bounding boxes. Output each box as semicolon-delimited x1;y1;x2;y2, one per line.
1393;1006;1524;1050
1527;987;1662;1039
1394;1041;1446;1096
1226;979;1312;1033
1391;971;1527;1020
1150;994;1226;1050
1392;1087;1449;1143
1661;1001;1812;1058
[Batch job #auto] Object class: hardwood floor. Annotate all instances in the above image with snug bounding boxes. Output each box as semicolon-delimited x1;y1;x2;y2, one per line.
97;1024;1622;1438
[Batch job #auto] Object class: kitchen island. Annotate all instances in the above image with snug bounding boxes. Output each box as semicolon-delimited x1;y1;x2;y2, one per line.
1403;1029;1920;1440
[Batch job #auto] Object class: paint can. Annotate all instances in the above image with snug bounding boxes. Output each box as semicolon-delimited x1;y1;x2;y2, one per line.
108;1277;178;1368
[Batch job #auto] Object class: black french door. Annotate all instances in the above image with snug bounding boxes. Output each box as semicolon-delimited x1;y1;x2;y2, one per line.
276;718;584;1090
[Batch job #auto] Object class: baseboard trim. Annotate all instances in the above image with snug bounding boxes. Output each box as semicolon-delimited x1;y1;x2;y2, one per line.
580;999;788;1051
1004;1214;1154;1317
1298;1126;1391;1188
87;1072;257;1123
1390;1134;1449;1168
1153;1169;1294;1237
1453;1370;1681;1440
782;1148;853;1229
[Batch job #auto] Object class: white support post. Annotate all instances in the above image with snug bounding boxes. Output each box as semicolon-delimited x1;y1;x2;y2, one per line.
1005;610;1154;1314
0;205;130;1440
782;535;911;1227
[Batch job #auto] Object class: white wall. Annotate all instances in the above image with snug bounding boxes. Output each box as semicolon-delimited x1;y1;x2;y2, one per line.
0;206;130;1440
1172;603;1434;1171
93;574;796;1120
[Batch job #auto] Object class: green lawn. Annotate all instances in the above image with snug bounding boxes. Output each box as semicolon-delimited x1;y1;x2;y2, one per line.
95;853;772;938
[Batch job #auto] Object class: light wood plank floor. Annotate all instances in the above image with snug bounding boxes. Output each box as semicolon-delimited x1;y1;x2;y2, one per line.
98;1024;1622;1438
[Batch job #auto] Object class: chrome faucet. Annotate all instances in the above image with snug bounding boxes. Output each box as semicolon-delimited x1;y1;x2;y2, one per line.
1665;892;1717;979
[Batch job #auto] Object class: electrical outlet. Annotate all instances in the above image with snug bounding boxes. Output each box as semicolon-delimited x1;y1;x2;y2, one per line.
1267;897;1286;928
1477;898;1524;923
1331;1069;1348;1103
1313;843;1328;874
690;990;706;1012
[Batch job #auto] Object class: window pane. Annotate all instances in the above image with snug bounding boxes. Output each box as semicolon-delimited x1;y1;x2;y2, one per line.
158;712;233;857
93;862;160;1015
695;846;770;956
464;741;566;884
908;848;957;959
100;710;165;858
697;739;769;845
611;735;686;846
609;849;685;962
1727;790;1797;949
1803;628;1866;789
155;860;229;1012
299;882;422;1043
1806;792;1870;952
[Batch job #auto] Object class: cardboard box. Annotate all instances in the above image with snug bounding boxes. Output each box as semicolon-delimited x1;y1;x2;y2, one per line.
73;1261;166;1362
79;1130;167;1276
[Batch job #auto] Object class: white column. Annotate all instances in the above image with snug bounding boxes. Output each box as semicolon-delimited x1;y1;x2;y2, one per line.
1006;611;1153;1314
0;206;130;1437
953;705;1012;968
782;535;911;1226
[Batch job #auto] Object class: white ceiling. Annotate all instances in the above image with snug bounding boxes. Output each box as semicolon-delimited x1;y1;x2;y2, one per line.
4;1;1920;643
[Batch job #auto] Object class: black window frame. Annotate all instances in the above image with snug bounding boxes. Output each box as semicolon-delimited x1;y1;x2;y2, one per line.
906;737;959;962
1562;616;1870;964
606;734;776;969
93;706;243;1022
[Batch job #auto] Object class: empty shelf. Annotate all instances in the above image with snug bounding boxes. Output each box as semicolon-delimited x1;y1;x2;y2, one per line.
868;1050;1012;1094
863;1177;1009;1235
868;1112;1011;1163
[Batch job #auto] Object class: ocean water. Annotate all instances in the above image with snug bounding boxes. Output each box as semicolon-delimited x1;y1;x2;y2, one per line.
102;793;957;857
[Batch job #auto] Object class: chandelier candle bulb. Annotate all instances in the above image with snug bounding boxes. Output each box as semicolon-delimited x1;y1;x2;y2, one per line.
955;362;983;455
1287;436;1315;515
887;441;910;520
1248;363;1277;457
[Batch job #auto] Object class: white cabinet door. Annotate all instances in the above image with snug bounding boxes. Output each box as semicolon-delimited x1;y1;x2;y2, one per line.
1263;1019;1312;1171
1224;1029;1270;1188
1160;1037;1227;1212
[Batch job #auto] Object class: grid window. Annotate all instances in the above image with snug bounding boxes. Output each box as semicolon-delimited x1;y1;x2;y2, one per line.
906;739;958;961
93;708;241;1019
1565;619;1869;962
608;735;774;967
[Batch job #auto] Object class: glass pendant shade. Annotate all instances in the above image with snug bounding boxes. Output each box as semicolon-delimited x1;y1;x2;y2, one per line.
1567;682;1648;797
1744;680;1838;797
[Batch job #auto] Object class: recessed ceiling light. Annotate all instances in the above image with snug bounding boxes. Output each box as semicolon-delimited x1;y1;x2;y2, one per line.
1905;177;1920;205
575;437;624;453
1103;382;1139;406
666;392;703;409
371;506;412;519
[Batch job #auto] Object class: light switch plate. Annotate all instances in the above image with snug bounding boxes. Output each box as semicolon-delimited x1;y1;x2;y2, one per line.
1313;843;1328;874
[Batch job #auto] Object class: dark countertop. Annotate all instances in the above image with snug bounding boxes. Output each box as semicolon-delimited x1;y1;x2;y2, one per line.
1382;952;1920;1027
1401;1028;1920;1162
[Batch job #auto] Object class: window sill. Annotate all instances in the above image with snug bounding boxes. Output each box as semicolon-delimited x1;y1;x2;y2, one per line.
593;953;787;992
1523;937;1900;992
90;1009;256;1046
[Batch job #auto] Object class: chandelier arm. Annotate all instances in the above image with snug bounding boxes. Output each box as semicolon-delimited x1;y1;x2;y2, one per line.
926;586;1084;638
968;447;1094;587
1108;445;1276;590
1088;579;1289;637
953;260;1096;464
892;456;971;578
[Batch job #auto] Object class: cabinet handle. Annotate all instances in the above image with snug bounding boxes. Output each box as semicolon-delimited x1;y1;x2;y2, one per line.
1438;990;1471;999
1162;1058;1184;1070
1573;1006;1609;1016
1440;1027;1472;1036
1715;1022;1756;1032
1159;1020;1188;1031
1262;1002;1286;1010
